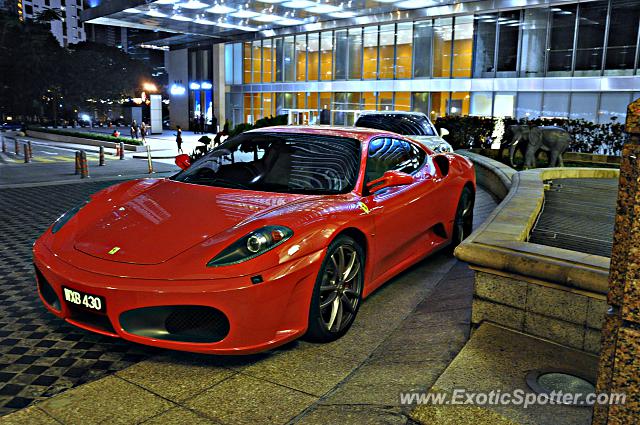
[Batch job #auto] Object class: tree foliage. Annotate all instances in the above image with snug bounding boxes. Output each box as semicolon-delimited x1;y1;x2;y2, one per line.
0;12;157;121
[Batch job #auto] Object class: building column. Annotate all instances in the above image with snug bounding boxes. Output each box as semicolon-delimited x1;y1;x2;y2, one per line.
592;98;640;424
167;48;190;130
212;43;226;131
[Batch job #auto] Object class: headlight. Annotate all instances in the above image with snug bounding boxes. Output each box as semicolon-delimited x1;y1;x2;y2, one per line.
51;201;88;234
434;142;453;153
207;226;293;267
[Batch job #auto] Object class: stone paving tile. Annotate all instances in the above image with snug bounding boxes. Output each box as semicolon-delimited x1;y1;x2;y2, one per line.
294;405;409;425
319;362;442;406
141;406;219;424
239;348;362;397
37;375;174;425
0;181;161;416
0;406;60;424
116;357;236;403
185;374;316;425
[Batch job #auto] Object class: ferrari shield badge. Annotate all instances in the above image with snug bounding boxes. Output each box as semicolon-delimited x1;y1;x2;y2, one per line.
357;202;370;214
108;246;121;255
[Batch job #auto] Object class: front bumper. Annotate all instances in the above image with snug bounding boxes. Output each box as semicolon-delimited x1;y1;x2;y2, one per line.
33;242;324;354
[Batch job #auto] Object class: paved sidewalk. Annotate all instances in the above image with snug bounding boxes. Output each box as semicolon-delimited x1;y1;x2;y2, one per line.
0;188;499;424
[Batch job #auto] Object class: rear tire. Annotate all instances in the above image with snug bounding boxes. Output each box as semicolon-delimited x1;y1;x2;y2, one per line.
447;186;474;255
305;235;364;343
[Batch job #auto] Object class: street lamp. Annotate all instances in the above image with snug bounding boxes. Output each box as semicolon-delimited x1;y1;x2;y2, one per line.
143;82;158;92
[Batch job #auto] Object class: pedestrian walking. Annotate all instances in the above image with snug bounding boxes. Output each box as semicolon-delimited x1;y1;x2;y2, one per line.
140;122;147;144
211;114;218;133
192;116;199;134
132;120;139;139
176;126;183;153
199;114;206;134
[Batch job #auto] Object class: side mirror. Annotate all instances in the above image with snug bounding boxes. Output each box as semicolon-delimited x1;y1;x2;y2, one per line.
366;170;414;194
439;128;450;137
175;154;191;170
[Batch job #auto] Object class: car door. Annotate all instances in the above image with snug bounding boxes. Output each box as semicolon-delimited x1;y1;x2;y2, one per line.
361;137;441;282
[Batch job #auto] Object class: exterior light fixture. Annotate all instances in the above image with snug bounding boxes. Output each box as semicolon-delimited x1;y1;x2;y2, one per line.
170;84;186;95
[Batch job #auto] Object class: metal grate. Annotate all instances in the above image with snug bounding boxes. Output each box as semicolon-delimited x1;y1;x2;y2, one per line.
529;178;617;258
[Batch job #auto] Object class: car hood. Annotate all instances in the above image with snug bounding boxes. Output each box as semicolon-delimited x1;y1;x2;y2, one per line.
73;179;308;265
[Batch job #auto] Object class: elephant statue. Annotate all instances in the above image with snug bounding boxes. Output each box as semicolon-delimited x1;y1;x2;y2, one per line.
509;125;571;168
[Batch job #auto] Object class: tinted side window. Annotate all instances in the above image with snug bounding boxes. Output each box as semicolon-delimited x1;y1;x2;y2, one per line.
365;138;426;184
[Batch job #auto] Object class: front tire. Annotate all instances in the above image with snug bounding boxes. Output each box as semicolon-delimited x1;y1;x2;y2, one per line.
448;186;474;254
305;235;364;342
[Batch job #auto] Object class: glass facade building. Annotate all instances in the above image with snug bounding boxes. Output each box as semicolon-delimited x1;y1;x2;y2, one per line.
212;0;640;126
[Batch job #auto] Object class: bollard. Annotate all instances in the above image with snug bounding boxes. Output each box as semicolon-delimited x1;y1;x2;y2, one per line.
14;139;19;155
99;146;105;166
23;143;30;163
114;144;120;157
119;142;125;160
27;141;33;159
80;150;89;178
146;145;154;174
1;136;5;153
75;151;81;175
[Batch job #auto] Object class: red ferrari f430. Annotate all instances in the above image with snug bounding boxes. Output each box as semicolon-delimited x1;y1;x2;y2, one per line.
34;126;475;354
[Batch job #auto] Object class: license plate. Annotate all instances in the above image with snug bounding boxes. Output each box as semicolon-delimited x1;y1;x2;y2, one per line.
62;287;105;313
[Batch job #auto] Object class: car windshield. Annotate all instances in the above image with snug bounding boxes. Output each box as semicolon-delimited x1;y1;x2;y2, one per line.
355;113;436;136
173;132;361;195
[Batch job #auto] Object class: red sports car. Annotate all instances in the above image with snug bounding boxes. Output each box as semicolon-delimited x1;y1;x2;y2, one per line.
34;126;475;354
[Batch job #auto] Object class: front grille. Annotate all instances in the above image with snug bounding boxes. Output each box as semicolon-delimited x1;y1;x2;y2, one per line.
68;306;117;335
120;305;230;343
165;306;230;341
35;265;61;310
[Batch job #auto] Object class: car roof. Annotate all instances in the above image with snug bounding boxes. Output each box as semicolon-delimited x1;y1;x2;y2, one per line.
246;125;406;142
357;111;427;117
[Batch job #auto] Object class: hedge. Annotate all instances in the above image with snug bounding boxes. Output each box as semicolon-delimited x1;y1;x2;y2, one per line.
27;127;143;146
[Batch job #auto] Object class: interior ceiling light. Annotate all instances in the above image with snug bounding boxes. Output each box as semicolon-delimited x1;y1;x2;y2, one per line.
276;17;305;25
206;4;235;13
282;0;317;8
253;14;283;22
395;0;435;8
194;17;216;24
180;0;209;8
146;9;169;17
123;8;142;13
230;9;260;18
171;13;193;20
328;10;355;17
305;3;341;13
216;21;259;31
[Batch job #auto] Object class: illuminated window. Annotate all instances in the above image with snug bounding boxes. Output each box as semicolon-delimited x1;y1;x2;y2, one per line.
449;92;470;115
430;92;448;118
244;93;253;123
296;35;307;81
308;33;319;81
348;28;363;80
378;92;393;111
253;93;262;121
413;21;433;78
452;16;473;78
363;26;378;80
379;24;395;79
283;36;295;82
519;8;548;77
605;0;640;76
395;92;411;111
574;1;608;77
320;31;333;81
243;43;251;84
412;92;429;114
396;23;412;79
433;18;452;78
363;92;376;110
263;39;273;83
547;5;577;76
252;41;261;83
